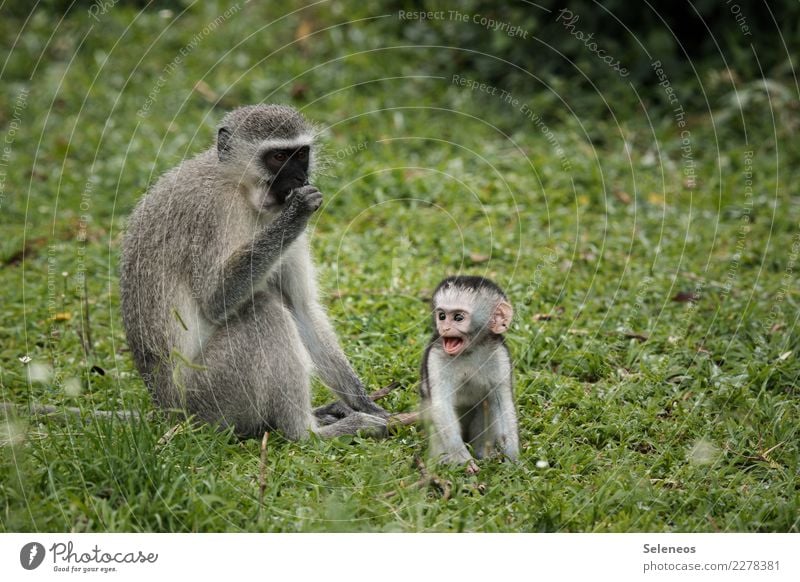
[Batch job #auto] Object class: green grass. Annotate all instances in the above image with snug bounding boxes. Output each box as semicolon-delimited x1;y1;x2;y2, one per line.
1;2;798;532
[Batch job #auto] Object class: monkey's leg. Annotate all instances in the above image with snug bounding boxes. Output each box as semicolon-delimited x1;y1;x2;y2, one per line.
313;401;351;426
313;411;387;438
427;391;474;465
312;382;400;425
487;388;519;461
283;264;387;418
186;296;316;441
465;403;493;460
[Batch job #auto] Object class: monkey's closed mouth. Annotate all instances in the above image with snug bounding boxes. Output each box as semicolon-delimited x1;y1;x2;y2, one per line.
442;336;465;355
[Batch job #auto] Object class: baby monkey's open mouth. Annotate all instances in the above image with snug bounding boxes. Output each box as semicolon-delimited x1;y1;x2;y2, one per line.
442;336;465;355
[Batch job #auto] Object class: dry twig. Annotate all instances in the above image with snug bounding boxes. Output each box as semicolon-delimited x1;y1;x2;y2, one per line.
381;455;451;500
258;432;270;521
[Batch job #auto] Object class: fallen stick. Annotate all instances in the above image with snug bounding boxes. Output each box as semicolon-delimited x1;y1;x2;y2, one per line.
382;455;450;500
258;431;269;521
388;411;419;431
156;423;184;447
369;381;400;401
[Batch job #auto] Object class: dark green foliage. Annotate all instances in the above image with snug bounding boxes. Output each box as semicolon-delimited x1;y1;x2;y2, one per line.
0;1;797;532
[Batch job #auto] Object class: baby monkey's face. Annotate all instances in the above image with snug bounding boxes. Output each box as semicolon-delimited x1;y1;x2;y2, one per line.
431;280;513;357
434;307;472;356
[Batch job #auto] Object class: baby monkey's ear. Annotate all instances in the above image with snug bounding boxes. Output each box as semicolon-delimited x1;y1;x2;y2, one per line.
489;300;513;334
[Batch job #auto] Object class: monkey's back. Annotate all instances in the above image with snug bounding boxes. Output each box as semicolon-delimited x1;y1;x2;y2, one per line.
119;151;219;406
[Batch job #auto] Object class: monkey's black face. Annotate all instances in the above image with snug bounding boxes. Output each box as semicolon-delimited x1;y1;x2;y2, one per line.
262;146;310;202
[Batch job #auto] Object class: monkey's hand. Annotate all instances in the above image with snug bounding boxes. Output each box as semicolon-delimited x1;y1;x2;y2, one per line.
286;185;323;216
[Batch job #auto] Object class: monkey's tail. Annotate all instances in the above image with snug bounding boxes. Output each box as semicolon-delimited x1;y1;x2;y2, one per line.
1;402;144;423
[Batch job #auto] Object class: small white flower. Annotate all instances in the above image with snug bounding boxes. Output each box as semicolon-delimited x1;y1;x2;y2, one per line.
0;419;26;447
27;362;53;384
63;377;82;397
688;439;719;466
536;459;549;469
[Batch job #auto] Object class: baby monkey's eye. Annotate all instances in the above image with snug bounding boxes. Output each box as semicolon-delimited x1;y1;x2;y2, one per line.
453;313;464;322
273;152;287;162
437;312;446;321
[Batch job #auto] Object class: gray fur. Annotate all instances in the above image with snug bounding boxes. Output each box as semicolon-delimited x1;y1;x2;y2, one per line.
120;104;387;440
220;104;311;143
419;277;519;468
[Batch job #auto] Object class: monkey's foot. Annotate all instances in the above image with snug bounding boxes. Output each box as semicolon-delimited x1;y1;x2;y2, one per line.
438;451;475;467
314;411;388;439
313;401;351;425
465;460;480;475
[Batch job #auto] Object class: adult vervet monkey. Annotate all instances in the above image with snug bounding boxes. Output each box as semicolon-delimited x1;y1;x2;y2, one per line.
120;105;388;439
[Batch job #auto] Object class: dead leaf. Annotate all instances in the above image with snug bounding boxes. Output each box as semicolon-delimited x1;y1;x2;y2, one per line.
614;190;632;204
291;83;309;100
533;307;563;321
672;291;699;303
295;19;313;46
194;80;218;103
4;236;48;265
468;252;490;264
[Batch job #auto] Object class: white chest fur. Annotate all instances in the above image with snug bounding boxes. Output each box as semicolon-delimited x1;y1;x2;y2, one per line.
429;343;509;407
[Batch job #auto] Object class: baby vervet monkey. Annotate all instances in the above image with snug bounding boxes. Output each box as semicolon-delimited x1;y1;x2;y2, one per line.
419;276;519;474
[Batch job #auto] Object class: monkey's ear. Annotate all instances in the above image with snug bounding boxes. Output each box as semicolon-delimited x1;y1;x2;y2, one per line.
489;301;513;334
217;127;232;161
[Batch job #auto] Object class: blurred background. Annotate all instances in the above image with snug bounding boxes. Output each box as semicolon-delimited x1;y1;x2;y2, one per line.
0;1;797;532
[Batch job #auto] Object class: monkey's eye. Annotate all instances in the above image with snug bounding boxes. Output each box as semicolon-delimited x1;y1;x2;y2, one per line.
273;152;288;162
453;313;465;322
296;148;308;160
437;312;446;321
